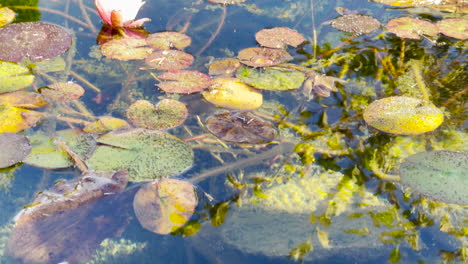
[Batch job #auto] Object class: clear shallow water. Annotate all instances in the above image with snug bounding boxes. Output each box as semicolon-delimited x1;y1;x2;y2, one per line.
0;0;467;263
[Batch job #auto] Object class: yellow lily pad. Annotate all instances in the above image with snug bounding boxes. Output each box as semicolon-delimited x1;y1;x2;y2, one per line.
0;104;43;133
0;91;48;109
202;77;263;110
0;7;16;27
0;61;35;93
83;116;131;133
363;96;444;135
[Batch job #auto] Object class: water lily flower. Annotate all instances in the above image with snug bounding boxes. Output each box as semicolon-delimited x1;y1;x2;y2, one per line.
94;0;151;28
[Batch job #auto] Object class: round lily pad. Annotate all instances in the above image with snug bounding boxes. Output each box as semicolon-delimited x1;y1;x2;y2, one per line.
437;18;468;40
85;128;194;181
237;47;293;67
40;82;85;102
363;96;444;135
386;17;438;39
202;77;263;110
208;58;241;76
0;133;31;168
329;14;380;35
157;70;212;94
0;105;43;133
255;27;305;48
236;66;306;91
100;37;153;61
83;116;131;134
0;7;16;27
0;61;35;93
146;32;192;50
145;50;194;71
127;99;188;130
0;22;72;63
133;178;198;235
400;151;468;205
205;111;276;144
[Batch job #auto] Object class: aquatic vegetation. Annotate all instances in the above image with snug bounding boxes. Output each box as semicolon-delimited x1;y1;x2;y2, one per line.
327;8;381;35
0;61;34;93
255;27;305;49
202;77;263;110
386;17;439;40
126;99;188;130
0;133;30;169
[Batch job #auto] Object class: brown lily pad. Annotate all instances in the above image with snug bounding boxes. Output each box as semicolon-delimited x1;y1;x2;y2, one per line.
328;14;380;35
386;17;438;39
146;32;192;50
0;22;72;63
255;27;305;48
127;99;188;130
0;91;48;109
437;18;468;40
205;111;276;144
145;50;194;71
0;133;31;168
39;82;85;102
237;47;293;67
157;70;212;94
133;178;198;235
208;58;242;76
100;37;152;61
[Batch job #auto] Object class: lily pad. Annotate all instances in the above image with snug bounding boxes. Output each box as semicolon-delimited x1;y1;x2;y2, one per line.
371;0;468;13
0;61;35;93
133;178;198;235
0;91;48;109
0;104;43;133
100;37;152;61
157;70;212;94
145;50;194;71
386;17;438;39
39;82;85;102
328;14;380;35
0;22;72;63
85;128;194;181
24;129;96;169
0;133;31;168
127;99;188;130
208;58;241;76
83;116;131;134
205;111;276;144
302;72;342;100
237;47;293;67
208;0;247;4
400;151;468;205
437;18;468;40
0;7;15;27
363;96;444;135
202;77;263;110
236;66;306;91
146;32;192;50
255;27;305;48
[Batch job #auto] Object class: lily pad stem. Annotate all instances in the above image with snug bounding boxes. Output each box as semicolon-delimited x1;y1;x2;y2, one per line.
411;62;429;104
195;4;227;57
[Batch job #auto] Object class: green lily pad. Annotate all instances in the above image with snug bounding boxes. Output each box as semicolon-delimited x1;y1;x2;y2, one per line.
0;61;35;93
145;50;194;71
100;38;153;61
400;151;468;205
127;99;188;130
238;47;293;67
255;27;305;48
24;129;96;169
0;7;16;27
39;82;85;102
146;32;192;50
437;18;468;40
236;66;305;91
157;70;212;94
85;128;194;181
386;17;438;39
363;96;444;135
0;133;31;168
0;104;43;133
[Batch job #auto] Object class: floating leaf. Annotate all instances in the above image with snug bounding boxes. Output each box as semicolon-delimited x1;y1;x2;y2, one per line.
370;0;468;13
255;27;305;48
208;0;247;4
386;17;438;39
34;56;66;73
363;96;444;135
202;77;263;110
100;37;152;61
205;111;276;144
302;72;342;100
0;7;16;27
0;22;72;63
437;18;468;40
24;129;96;169
400;151;468;205
39;82;85;102
133;178;197;235
127;99;188;130
236;65;305;91
0;104;43;133
208;58;241;76
328;13;380;35
85;128;193;181
83;116;131;133
145;50;194;71
0;61;35;93
157;70;211;94
0;133;31;168
0;91;47;109
237;47;293;67
146;32;192;50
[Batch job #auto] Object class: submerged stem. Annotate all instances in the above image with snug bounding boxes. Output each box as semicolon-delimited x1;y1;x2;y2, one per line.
195;5;227;57
411;62;430;103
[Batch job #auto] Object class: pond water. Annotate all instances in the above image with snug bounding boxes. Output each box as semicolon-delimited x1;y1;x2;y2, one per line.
0;0;467;263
